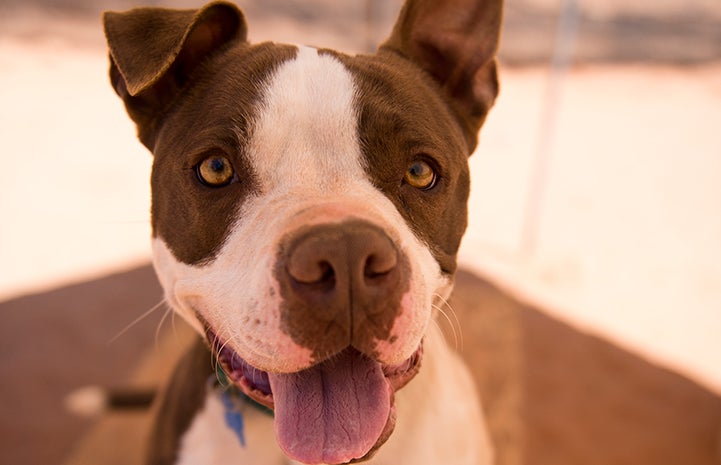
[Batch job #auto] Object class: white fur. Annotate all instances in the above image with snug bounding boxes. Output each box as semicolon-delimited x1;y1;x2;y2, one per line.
177;389;282;465
354;324;493;465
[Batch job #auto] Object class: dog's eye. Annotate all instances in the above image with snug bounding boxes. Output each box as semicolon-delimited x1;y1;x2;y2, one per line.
196;155;235;187
404;160;437;190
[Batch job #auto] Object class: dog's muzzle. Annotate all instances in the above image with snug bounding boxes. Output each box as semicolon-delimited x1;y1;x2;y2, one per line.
206;219;422;464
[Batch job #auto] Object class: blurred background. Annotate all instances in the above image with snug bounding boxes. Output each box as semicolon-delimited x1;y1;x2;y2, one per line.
1;0;720;462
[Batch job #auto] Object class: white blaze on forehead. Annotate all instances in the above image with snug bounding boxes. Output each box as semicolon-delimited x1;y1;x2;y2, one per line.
247;46;365;192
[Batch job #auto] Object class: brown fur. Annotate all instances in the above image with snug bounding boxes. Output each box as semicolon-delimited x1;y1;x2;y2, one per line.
148;42;295;264
339;50;473;275
104;2;247;149
145;338;213;465
381;0;502;150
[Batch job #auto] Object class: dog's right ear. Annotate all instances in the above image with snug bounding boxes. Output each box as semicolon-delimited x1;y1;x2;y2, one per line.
103;1;247;149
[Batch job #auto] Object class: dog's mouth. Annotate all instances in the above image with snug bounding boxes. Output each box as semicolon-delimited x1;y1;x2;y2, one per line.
208;330;422;464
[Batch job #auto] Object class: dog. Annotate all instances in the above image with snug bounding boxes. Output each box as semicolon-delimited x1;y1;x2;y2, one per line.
103;0;502;463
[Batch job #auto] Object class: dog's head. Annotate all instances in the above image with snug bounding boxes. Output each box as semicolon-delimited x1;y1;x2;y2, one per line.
104;1;501;463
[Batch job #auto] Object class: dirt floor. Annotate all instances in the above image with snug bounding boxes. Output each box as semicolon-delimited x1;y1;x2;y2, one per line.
1;266;719;465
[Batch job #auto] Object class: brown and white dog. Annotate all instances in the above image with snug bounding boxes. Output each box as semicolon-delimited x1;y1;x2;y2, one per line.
104;0;502;463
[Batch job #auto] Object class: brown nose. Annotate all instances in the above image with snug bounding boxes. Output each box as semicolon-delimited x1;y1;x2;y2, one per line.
277;220;408;358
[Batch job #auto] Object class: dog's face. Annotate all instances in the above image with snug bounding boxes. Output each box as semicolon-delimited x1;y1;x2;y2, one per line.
105;1;500;463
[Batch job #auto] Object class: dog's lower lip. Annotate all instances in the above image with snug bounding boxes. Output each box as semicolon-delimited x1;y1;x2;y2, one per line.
206;329;422;410
207;330;274;408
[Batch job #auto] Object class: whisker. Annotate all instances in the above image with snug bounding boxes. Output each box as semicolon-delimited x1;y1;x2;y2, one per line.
213;322;235;383
108;299;166;345
170;310;182;347
208;340;222;385
210;334;223;381
218;327;234;358
442;295;464;351
433;302;459;350
154;306;174;349
432;293;464;351
252;366;263;386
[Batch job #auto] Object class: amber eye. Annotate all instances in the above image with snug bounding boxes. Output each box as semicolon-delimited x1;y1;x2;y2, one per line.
196;155;234;187
404;160;437;190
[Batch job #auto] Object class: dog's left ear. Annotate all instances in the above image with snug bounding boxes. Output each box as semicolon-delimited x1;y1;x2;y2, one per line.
103;2;247;149
381;0;503;152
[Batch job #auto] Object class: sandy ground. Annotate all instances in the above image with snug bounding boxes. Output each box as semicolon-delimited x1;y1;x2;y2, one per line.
1;0;720;398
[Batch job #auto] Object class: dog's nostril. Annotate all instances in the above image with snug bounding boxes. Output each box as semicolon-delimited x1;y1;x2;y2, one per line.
364;252;398;279
288;258;335;285
318;262;334;282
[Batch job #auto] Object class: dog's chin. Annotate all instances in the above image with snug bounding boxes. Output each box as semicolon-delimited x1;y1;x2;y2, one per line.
207;329;422;464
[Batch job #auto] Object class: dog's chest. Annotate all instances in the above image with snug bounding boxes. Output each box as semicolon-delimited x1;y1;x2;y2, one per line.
177;390;284;465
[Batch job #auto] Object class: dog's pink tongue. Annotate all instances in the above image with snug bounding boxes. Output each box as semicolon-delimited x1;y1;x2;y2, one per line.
268;349;391;465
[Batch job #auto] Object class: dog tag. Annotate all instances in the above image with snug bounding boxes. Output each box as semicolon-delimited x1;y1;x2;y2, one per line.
220;389;247;448
210;371;247;448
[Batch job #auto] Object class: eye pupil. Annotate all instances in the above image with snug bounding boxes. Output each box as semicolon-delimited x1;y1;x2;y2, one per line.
209;158;226;173
197;154;235;187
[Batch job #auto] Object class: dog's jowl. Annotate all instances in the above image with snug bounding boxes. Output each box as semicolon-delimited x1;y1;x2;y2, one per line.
104;0;502;463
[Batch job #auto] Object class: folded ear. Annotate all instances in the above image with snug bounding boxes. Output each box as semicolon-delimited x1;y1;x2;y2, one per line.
381;0;502;152
103;1;247;149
